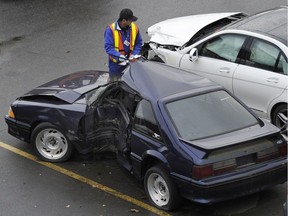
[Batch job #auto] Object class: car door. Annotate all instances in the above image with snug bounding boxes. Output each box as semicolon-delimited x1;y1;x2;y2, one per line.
179;34;248;93
130;99;166;178
83;83;135;161
232;38;288;118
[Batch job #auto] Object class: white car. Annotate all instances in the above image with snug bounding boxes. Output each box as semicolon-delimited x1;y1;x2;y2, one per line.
143;6;287;138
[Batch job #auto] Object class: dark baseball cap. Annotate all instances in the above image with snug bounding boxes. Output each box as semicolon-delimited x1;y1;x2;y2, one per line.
119;8;138;21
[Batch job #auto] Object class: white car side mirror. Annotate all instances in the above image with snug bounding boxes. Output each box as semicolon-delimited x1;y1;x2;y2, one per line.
189;48;198;62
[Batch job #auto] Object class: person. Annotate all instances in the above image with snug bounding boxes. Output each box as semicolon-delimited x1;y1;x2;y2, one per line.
104;8;143;81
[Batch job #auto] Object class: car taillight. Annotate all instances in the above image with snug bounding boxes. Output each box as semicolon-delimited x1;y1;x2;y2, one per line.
257;141;287;162
278;143;287;156
8;107;15;118
257;147;279;162
192;164;213;179
192;159;236;179
213;159;237;175
257;151;278;162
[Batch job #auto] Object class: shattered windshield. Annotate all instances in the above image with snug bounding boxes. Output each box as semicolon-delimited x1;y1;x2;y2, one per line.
165;90;258;141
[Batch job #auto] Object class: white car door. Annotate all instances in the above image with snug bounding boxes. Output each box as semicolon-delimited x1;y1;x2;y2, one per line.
179;34;247;93
232;38;288;119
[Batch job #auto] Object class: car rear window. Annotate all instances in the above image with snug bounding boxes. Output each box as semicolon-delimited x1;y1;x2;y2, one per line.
165;90;258;141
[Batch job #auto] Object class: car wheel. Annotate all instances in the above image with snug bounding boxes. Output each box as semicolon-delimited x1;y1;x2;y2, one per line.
272;104;287;139
31;123;73;162
144;165;181;211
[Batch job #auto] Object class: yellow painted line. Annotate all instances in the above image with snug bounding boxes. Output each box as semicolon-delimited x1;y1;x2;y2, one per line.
0;141;171;216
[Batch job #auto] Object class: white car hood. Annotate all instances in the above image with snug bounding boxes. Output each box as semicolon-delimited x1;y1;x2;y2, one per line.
147;12;241;46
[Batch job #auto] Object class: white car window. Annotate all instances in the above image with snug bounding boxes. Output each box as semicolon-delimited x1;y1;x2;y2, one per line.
277;53;288;75
199;34;246;62
246;39;287;74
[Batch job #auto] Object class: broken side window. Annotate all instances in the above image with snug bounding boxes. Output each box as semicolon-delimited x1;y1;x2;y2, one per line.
133;99;162;141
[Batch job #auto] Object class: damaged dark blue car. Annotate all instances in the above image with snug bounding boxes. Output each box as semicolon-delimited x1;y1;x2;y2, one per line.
5;59;287;210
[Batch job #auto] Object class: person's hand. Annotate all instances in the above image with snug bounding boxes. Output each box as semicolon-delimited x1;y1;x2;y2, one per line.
129;54;141;62
119;55;127;62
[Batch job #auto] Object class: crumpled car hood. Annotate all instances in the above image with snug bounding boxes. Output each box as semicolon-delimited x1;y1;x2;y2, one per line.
147;12;242;46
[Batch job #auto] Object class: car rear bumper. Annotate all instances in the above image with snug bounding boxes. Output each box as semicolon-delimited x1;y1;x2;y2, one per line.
173;159;287;204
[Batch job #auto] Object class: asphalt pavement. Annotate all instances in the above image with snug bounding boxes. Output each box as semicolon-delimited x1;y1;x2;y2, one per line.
0;0;287;216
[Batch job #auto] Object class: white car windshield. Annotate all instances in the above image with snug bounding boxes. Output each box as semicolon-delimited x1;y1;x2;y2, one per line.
166;90;258;140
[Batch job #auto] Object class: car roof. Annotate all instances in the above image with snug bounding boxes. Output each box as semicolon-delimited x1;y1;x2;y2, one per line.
226;6;287;45
122;59;218;101
23;61;218;104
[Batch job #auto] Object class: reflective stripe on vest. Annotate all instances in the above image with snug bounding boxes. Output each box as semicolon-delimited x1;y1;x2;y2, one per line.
109;22;139;63
130;22;138;51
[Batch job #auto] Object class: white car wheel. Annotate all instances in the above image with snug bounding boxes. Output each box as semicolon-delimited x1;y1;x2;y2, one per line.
144;165;180;211
272;104;287;140
32;123;73;162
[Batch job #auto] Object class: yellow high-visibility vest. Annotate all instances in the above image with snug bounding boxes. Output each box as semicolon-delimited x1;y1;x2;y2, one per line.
109;22;139;63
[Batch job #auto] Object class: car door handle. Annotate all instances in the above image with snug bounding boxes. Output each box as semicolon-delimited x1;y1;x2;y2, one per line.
152;133;161;140
266;77;279;83
219;68;230;73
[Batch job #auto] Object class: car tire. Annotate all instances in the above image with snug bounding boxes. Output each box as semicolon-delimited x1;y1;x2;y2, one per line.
144;165;181;211
31;122;73;162
271;104;287;136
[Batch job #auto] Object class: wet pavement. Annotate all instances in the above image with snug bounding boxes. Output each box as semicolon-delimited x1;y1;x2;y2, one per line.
0;0;287;215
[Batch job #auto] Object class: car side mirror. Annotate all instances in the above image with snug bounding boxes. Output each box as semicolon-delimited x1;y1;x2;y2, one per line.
189;48;198;62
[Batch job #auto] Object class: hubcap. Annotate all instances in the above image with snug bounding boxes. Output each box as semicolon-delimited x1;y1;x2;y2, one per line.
35;128;68;160
147;173;169;207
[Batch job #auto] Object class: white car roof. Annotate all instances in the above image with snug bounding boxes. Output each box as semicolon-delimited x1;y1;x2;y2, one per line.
147;12;243;46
